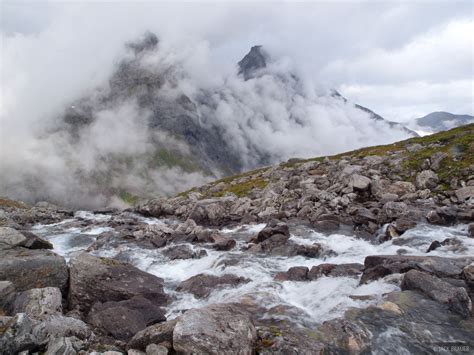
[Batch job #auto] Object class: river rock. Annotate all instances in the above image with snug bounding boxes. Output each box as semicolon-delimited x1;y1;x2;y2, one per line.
0;248;68;292
360;255;474;283
173;303;256;354
468;223;474;238
274;266;309;281
0;313;39;354
68;253;168;315
13;287;62;319
162;245;206;260
0;281;15;314
127;318;178;351
176;273;250;298
401;270;472;318
308;263;364;280
87;296;166;341
251;220;290;243
0;227;27;248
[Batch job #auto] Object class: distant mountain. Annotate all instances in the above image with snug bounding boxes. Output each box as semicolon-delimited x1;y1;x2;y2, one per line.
23;33;417;207
414;112;474;133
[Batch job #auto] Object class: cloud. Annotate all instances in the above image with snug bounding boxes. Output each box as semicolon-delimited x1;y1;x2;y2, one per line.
0;1;472;208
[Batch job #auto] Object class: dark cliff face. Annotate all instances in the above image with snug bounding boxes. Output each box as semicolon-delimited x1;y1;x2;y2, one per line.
237;45;267;80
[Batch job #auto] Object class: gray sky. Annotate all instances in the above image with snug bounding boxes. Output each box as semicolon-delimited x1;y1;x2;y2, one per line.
1;0;473;122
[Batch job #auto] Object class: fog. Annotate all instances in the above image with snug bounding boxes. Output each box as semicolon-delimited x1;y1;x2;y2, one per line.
1;1;472;208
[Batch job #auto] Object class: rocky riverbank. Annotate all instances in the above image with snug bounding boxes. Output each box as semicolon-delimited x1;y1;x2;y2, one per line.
1;124;473;354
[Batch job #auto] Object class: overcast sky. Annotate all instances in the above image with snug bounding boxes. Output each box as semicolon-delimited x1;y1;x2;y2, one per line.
1;0;473;122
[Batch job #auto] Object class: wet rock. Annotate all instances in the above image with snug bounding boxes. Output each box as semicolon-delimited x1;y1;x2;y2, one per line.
211;234;236;251
0;281;15;314
13;287;62;319
0;248;68;292
468;223;474;238
426;207;457;226
162;245;205;260
68;253;168;315
316;318;371;353
380;224;399;243
455;186;474;201
393;217;417;234
308;263;364;280
401;270;472;318
17;230;53;250
361;255;474;283
251;220;289;243
416;170;439;190
127;318;178;351
176;273;250;298
173;303;256;354
87;296;166;341
426;238;461;253
187;197;237;225
274;266;309;281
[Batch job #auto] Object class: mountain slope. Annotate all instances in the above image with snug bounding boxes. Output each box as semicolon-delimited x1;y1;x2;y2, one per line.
6;32;417;208
414;111;474;132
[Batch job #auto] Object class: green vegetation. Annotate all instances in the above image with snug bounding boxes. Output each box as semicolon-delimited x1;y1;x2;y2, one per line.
212;177;268;198
0;198;28;209
117;190;140;206
149;148;203;173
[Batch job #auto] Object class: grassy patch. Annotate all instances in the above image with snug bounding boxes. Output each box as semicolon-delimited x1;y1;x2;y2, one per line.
0;198;28;209
212;177;268;198
117;190;140;206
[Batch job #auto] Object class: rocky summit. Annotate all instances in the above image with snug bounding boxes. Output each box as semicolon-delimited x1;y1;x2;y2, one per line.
1;124;473;354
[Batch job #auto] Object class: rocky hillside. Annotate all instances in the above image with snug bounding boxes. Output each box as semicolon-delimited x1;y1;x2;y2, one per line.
0;124;473;354
138;123;474;233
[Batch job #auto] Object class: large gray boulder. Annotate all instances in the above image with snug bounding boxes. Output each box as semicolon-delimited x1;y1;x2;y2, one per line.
173;303;256;354
0;281;15;314
0;227;27;248
0;313;38;354
87;296;166;341
0;248;68;292
415;170;439;189
68;253;168;315
401;270;472;318
13;287;62;319
455;186;474;201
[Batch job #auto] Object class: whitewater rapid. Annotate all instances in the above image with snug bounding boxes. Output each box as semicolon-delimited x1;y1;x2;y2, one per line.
31;212;473;327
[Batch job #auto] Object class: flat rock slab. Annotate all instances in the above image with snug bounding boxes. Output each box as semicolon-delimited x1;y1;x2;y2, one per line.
401;270;472;318
87;296;166;341
0;248;68;292
68;253;168;315
173;303;256;354
361;255;474;283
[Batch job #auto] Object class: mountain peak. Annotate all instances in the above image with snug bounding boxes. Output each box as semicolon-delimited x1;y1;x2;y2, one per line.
126;31;159;55
238;45;267;80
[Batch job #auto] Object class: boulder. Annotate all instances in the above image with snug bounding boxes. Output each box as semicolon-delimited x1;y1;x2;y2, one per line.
0;227;27;248
0;313;39;354
13;287;62;319
0;281;15;314
162;245;206;260
0;248;68;292
146;343;168;355
361;255;474;284
127;318;178;351
68;253;168;315
308;263;364;280
401;270;472;318
176;273;249;298
173;303;256;354
415;170;439;190
350;174;371;192
87;296;166;341
32;314;92;343
251;220;289;243
274;266;309;281
468;223;474;238
211;234;236;251
455;186;474;201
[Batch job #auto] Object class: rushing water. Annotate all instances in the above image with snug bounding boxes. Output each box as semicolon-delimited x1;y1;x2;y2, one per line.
31;212;473;327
